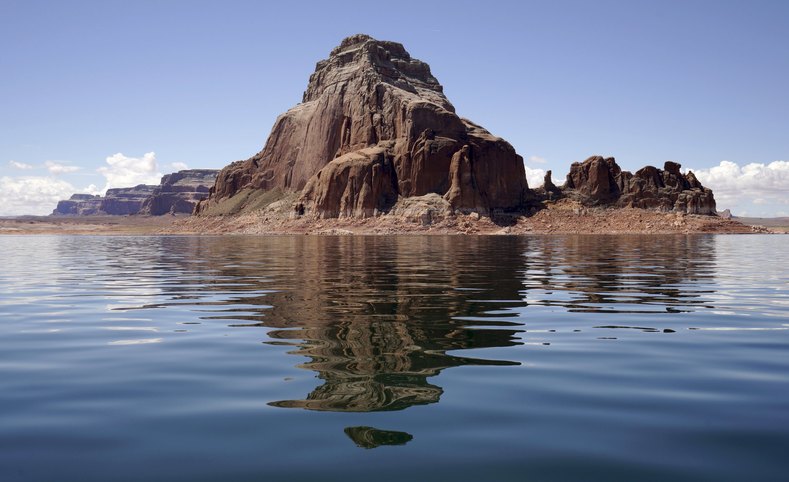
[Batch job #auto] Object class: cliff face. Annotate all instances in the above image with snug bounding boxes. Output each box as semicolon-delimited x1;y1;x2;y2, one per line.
139;169;218;215
98;185;157;215
561;156;716;215
51;188;155;216
196;34;530;217
52;194;103;216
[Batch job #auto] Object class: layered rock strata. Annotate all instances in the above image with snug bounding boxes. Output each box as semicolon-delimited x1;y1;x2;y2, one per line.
51;170;218;216
196;34;531;217
51;186;155;216
52;194;103;216
139;169;218;215
98;185;157;215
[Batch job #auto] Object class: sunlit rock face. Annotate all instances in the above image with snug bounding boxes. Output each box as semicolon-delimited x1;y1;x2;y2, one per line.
563;156;717;215
196;34;531;217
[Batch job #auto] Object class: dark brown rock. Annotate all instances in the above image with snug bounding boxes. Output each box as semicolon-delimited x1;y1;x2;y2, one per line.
564;156;622;204
562;156;717;214
197;34;530;217
299;146;398;218
139;169;218;215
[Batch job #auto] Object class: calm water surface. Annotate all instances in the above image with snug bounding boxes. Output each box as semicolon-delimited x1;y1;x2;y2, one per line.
1;235;787;481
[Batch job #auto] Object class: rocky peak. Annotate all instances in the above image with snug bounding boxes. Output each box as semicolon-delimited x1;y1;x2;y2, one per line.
197;34;530;217
303;34;451;111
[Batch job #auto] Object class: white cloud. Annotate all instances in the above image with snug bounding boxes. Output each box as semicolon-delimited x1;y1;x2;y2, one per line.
97;152;162;193
9;160;33;170
170;161;188;171
45;160;80;174
528;155;547;164
690;160;789;214
0;176;78;216
525;166;547;188
523;161;566;189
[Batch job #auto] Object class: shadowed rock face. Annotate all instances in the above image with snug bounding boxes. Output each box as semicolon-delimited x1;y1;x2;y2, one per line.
99;185;157;215
562;156;717;215
139;169;218;215
196;34;531;217
52;194;103;216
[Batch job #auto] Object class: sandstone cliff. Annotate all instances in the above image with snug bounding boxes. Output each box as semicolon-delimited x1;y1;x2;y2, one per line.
139;169;218;215
558;156;716;215
196;34;531;217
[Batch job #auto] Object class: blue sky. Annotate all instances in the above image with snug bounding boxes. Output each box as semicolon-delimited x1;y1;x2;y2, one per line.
1;0;788;216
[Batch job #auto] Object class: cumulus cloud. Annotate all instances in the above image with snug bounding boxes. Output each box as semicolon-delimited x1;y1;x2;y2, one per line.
690;160;789;213
525;166;547;188
45;160;80;174
9;160;33;170
523;154;566;189
0;176;79;216
170;161;188;171
97;152;162;193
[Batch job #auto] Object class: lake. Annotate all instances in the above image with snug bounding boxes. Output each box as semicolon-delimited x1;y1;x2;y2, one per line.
1;235;787;481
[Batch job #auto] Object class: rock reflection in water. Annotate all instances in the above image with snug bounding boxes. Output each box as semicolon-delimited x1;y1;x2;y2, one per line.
344;426;413;449
267;320;521;412
89;235;718;413
256;236;526;412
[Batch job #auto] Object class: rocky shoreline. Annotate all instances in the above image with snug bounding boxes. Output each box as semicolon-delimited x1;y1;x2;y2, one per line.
169;201;763;235
1;203;777;235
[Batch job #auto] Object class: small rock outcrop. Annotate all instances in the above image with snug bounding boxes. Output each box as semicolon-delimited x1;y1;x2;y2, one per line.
561;156;716;215
139;169;218;215
196;34;531;217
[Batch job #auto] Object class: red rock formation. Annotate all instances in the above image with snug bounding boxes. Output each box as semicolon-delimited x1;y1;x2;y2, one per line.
197;34;530;217
562;156;717;215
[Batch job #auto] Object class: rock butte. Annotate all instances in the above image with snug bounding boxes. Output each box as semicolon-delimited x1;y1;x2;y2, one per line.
195;33;530;217
196;34;717;219
52;170;218;216
139;169;219;215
